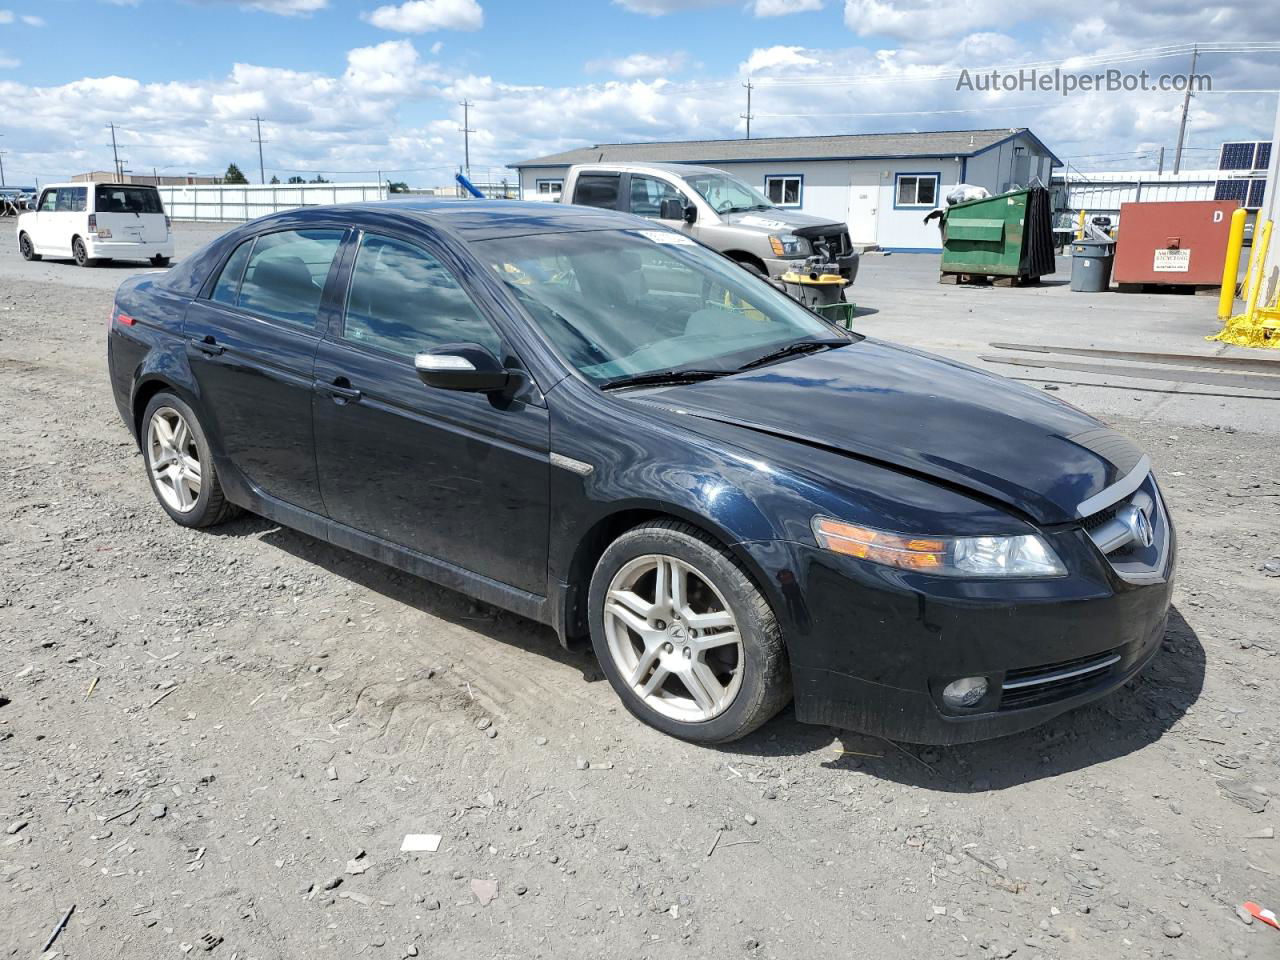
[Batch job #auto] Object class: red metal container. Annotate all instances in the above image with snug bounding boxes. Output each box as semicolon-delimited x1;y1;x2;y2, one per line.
1113;200;1240;287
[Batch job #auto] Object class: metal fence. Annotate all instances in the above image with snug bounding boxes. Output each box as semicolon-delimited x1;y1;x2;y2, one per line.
156;182;388;222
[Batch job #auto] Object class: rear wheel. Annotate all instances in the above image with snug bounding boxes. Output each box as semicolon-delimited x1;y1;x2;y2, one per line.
151;255;171;267
18;232;40;261
141;392;239;528
72;237;97;268
588;520;790;743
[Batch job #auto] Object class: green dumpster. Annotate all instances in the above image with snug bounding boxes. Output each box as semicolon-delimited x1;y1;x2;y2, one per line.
939;186;1055;283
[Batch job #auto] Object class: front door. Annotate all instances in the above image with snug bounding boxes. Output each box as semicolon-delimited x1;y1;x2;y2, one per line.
848;181;878;245
312;230;550;595
182;227;347;514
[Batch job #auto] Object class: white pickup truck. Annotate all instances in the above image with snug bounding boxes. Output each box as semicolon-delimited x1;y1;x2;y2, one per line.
561;161;858;289
17;182;174;267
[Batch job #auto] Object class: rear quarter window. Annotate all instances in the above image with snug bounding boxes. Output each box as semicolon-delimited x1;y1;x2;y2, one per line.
573;175;620;209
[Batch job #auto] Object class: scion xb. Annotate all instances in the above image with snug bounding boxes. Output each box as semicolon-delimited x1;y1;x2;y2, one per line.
107;200;1174;744
19;182;174;267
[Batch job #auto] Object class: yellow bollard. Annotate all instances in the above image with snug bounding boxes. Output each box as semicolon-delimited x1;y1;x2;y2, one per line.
1076;209;1086;241
1243;220;1272;323
1219;208;1248;319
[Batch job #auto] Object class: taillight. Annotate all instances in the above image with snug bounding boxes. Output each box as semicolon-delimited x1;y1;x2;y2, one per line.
115;311;135;327
165;215;172;231
88;214;97;231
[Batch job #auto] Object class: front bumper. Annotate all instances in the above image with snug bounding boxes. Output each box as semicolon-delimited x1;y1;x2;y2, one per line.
85;237;174;260
740;526;1175;745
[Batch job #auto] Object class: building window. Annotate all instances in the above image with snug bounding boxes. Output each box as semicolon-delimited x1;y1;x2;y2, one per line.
536;179;563;198
895;173;939;208
764;175;803;207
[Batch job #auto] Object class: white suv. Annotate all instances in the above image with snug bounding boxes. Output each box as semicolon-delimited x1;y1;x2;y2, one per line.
17;182;175;267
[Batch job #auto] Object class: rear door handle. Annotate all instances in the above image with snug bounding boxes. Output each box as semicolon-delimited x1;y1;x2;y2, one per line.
316;378;362;403
189;336;225;356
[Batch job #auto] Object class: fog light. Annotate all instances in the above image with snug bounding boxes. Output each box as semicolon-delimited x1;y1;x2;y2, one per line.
942;676;988;708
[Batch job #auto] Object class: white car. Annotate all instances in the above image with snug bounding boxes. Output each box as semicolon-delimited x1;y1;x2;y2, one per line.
17;182;174;267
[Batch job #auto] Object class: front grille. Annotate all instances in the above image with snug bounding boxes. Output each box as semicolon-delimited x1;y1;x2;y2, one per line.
1000;649;1122;709
1080;504;1118;533
1079;471;1171;584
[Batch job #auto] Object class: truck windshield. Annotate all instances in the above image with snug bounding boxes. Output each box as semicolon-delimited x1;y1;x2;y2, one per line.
681;172;773;215
475;229;850;385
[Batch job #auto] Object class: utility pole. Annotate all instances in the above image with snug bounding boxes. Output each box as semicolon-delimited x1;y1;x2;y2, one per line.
0;134;6;188
740;79;754;140
108;122;121;179
251;116;268;185
1156;146;1165;175
1173;45;1198;175
459;100;475;180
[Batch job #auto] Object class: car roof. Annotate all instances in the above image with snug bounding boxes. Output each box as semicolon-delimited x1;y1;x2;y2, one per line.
39;182;157;190
570;161;727;177
242;198;650;242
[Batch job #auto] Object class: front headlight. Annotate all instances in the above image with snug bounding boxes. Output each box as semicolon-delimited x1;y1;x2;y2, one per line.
768;234;810;258
812;517;1066;578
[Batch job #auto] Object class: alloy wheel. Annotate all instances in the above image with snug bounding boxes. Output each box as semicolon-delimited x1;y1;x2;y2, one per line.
603;554;744;723
146;406;202;512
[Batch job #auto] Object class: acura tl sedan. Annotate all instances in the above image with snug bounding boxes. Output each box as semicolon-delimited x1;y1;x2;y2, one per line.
107;200;1174;745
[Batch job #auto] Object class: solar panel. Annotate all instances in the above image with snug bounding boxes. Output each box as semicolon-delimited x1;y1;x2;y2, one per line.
1219;142;1257;170
1247;179;1266;209
1256;142;1272;171
1214;179;1249;203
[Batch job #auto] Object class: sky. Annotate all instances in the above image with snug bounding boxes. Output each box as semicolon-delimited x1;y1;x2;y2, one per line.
1;0;1278;187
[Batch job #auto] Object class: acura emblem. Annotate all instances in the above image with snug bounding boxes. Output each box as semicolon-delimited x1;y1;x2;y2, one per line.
1118;504;1154;549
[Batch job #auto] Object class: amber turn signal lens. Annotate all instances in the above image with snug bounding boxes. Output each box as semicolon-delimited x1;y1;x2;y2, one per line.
812;518;946;570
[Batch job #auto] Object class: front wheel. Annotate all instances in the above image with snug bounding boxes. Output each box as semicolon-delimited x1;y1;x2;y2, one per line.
588;520;790;743
151;255;171;267
141;393;240;528
72;237;97;268
18;232;40;261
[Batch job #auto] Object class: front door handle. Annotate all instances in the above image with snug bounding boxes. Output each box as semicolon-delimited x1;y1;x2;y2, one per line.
189;335;225;356
317;378;362;403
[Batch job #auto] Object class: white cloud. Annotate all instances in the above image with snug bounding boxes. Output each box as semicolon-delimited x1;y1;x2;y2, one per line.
344;38;442;94
0;51;18;68
753;0;823;15
187;0;328;14
365;0;483;33
742;45;819;74
586;52;687;78
612;0;726;13
0;10;11;22
20;12;42;23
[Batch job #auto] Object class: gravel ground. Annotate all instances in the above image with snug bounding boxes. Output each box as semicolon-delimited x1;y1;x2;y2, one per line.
1;224;1278;960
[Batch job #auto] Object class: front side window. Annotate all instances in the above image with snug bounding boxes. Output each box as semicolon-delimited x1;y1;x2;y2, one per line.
95;185;164;214
764;175;802;207
896;174;939;207
477;229;847;384
343;234;502;359
55;187;87;213
629;176;687;219
573;175;620;209
38;189;58;212
682;171;773;215
236;229;344;327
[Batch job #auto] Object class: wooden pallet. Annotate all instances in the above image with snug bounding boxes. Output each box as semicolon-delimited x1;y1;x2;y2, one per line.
939;272;1042;287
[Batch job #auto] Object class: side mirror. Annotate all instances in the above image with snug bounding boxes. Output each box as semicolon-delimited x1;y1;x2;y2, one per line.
659;197;684;221
415;342;510;393
683;203;698;224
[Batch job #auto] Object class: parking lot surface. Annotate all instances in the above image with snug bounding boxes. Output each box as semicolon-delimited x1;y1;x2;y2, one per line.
1;222;1277;959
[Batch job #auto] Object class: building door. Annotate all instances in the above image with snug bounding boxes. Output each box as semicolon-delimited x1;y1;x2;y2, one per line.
847;182;877;245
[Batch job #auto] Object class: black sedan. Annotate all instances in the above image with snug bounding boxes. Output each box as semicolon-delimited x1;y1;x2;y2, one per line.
107;200;1174;744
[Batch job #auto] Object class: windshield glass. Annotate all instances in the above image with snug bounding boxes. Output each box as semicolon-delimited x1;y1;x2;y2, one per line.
94;185;164;215
474;229;850;384
681;172;773;214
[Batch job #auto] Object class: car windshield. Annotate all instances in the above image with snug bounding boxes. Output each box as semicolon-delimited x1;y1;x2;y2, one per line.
681;172;773;214
474;229;852;385
95;185;164;214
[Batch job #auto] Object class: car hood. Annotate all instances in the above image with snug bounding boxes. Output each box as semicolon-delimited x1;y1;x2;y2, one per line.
720;208;843;234
629;339;1145;525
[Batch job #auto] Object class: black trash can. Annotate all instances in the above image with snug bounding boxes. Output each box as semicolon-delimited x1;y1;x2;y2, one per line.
1070;239;1116;292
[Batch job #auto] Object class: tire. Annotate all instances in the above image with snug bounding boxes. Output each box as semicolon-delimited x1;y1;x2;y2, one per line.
18;232;40;261
151;256;171;267
140;392;240;528
738;260;767;277
72;237;97;268
588;519;790;743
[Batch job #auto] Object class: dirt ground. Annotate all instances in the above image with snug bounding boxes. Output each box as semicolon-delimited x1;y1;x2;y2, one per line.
1;225;1278;960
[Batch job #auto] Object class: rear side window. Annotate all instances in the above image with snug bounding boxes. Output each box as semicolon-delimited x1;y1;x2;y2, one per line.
55;187;87;213
95;185;164;214
210;239;253;305
236;229;344;327
343;234;502;358
573;175;620;209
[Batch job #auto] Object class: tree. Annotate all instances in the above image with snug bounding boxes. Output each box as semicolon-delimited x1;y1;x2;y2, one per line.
387;181;409;193
309;175;330;184
287;175;305;184
223;163;249;185
269;175;280;184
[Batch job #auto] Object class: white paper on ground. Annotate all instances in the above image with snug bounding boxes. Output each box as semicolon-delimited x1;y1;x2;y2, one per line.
400;834;442;853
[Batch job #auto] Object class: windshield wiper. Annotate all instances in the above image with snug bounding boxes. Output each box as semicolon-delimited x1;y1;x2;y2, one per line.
599;368;731;391
737;339;848;371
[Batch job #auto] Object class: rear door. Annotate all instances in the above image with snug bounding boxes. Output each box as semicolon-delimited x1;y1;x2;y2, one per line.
571;172;622;210
93;184;168;244
183;226;347;513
